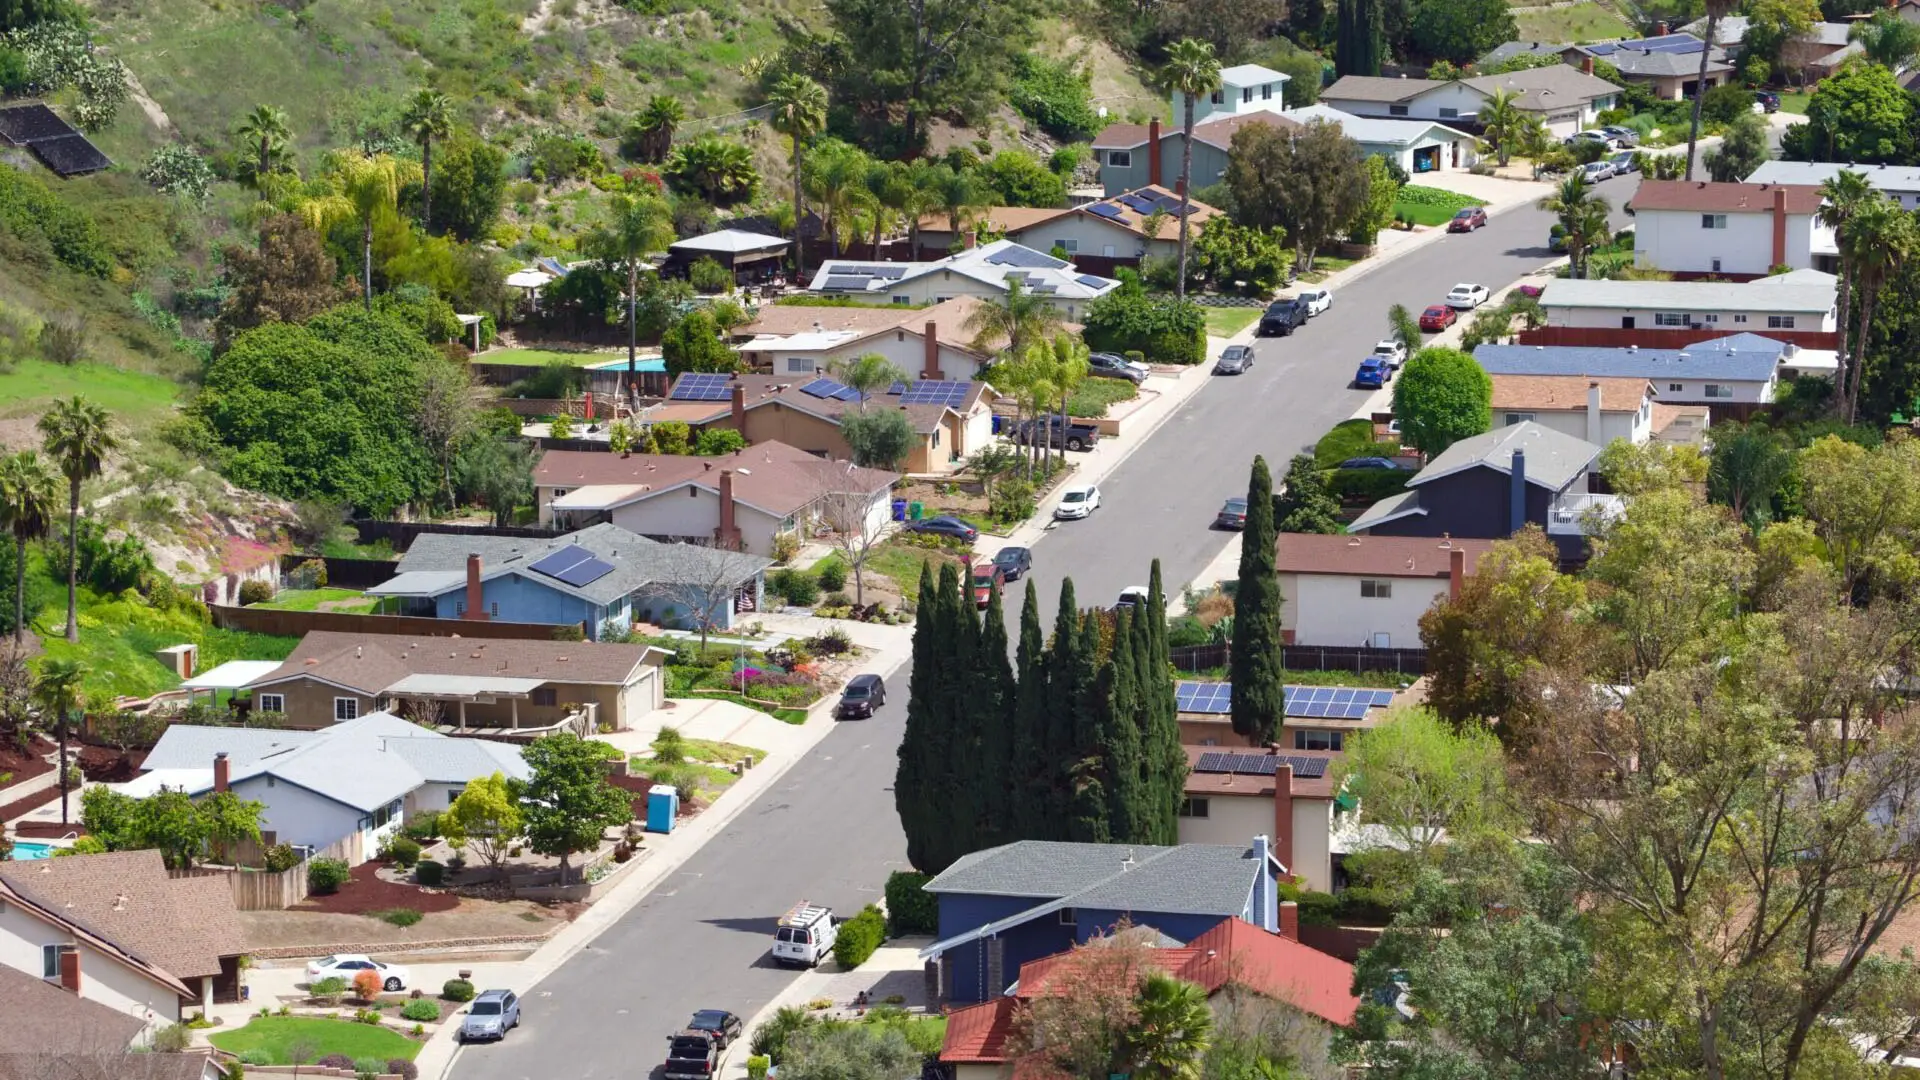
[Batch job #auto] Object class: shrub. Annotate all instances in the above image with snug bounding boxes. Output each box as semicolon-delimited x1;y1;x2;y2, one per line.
378;907;424;927
749;1005;818;1064
688;256;733;294
442;978;477;1002
310;976;347;1005
414;860;445;886
1327;467;1411;504
140;144;214;202
815;560;847;592
38;313;87;365
239;1050;273;1065
316;1054;355;1069
355;1008;382;1024
1082;284;1207;365
387;1059;421;1080
404;810;443;841
832;903;887;968
237;579;273;606
353;1057;386;1078
772;531;802;564
1009;53;1100;141
770;568;820;606
353;969;383;1002
384;836;422;868
694;427;748;456
884;871;938;935
307;857;350;894
803;628;853;656
401;998;441;1022
652;725;687;765
151;1022;192;1053
747;1055;771;1080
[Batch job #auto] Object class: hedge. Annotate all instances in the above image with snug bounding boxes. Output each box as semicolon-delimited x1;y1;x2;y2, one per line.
1328;468;1411;504
884;871;938;935
1082;289;1208;366
831;904;887;969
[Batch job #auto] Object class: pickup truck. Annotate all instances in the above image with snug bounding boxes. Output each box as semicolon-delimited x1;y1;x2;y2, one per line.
1010;414;1101;452
664;1030;723;1080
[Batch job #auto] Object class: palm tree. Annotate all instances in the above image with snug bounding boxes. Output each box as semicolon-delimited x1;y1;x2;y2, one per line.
963;277;1065;362
1159;39;1221;301
1838;198;1913;422
803;144;875;258
401;88;454;232
36;397;118;644
828;352;910;411
32;658;84;824
1477;88;1524;167
1127;973;1213;1080
1539;174;1611;279
585;193;675;377
1031;333;1090;473
1818;170;1874;415
768;75;828;278
0;451;57;644
235;104;292;197
297;151;422;309
864;160;914;256
921;162;988;246
1850;11;1920;70
1684;0;1738;180
634;96;685;164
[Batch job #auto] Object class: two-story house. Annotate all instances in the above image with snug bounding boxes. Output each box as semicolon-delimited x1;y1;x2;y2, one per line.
1323;65;1623;140
913;187;1225;272
1533;276;1839;344
1475;331;1817;405
1628;180;1831;277
1747;161;1920;210
1274;533;1495;651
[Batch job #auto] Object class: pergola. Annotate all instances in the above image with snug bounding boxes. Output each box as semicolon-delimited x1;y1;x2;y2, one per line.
381;673;547;730
177;660;285;709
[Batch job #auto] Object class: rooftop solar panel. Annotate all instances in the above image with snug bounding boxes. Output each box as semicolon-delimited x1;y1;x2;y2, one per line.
1075;274;1111;290
1118;194;1158;214
832;385;865;401
671;373;733;401
529;545;595;579
1087;203;1125;220
799;377;848;399
0;104;75;145
556;556;616;587
1195;751;1229;773
983;245;1062;269
32;135;111;177
887;381;907;396
822;275;872;291
900;380;973;408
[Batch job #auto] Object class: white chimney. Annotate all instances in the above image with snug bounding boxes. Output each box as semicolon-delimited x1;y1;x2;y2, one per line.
1587;381;1603;443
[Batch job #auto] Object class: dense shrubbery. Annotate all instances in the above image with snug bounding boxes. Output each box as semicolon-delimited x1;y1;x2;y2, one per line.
883;871;937;934
307;857;350;894
831;903;887;968
401;999;441;1022
441;978;477;1002
1009;54;1100;142
769;568;821;606
237;580;272;605
1082;278;1207;365
0;164;111;277
414;859;445;886
383;836;422;868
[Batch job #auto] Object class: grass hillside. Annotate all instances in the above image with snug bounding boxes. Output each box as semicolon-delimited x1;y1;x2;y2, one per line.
1509;0;1633;43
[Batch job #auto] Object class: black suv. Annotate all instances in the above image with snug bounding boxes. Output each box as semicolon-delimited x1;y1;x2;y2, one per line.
837;674;887;719
1258;299;1308;336
685;1010;743;1048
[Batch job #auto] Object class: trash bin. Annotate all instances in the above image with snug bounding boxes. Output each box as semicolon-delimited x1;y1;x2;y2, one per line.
909;501;925;520
892;498;908;521
646;783;680;834
991;414;1004;435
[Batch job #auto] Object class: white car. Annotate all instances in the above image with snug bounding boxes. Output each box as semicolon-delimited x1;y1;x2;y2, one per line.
1054;484;1101;520
1445;284;1491;310
1298;288;1333;316
306;954;411;992
1371;339;1409;368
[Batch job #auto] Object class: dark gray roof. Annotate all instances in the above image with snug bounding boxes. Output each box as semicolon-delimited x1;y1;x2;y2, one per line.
1410;421;1600;493
0;965;144;1057
1459;65;1624;109
397;522;769;605
1478;41;1570;67
1473;334;1790;384
924;839;1264;916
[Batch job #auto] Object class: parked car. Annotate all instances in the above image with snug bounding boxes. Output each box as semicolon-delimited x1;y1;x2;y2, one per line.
1419;304;1457;331
992;546;1032;581
1609;151;1638;175
1565;130;1615;149
1054;484;1101;520
1371;339;1409;367
1754;90;1781;113
1115;586;1150;611
773;902;838;966
1088;351;1148;384
1213;345;1254;375
686;1010;744;1049
665;1030;723;1080
969;557;1005;607
1516;283;1545;298
1011;414;1100;452
1445;284;1490;309
1337;456;1412;471
1258;298;1308;336
1353;357;1392;389
1580;160;1615;183
1298;288;1334;316
1601;125;1641;148
836;673;887;718
1447;207;1487;232
905;515;978;542
1215;497;1249;530
460;990;521;1043
306;955;409;992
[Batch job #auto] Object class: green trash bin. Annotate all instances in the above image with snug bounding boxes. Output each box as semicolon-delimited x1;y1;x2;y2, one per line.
909;501;925;520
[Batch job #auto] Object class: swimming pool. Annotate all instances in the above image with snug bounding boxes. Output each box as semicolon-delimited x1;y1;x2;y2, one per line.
7;841;55;860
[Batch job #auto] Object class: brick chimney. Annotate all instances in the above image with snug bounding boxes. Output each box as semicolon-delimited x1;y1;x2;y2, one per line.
923;319;941;380
1772;186;1788;269
1148;118;1163;185
1278;901;1299;942
730;383;746;430
1582;54;1594;75
718;470;741;550
1272;762;1294;877
1449;547;1466;599
58;947;80;995
1655;19;1668;34
464;553;488;621
213;752;229;794
1175;177;1186;197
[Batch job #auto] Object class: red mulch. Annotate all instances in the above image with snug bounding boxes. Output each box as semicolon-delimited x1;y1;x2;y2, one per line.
75;746;145;783
295;860;461;916
0;785;61;825
0;735;54;790
13;820;84;839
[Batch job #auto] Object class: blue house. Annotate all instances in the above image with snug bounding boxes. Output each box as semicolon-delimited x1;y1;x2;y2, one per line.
918;838;1285;1004
366;523;770;640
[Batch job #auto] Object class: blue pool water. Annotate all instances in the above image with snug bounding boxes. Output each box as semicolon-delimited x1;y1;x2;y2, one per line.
585;357;666;373
8;841;55;860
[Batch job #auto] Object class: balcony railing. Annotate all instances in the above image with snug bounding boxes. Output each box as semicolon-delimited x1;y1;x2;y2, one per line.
1547;493;1628;536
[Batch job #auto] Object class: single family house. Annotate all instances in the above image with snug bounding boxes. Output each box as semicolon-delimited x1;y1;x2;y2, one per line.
735;296;1009;383
1275;533;1495;650
1476;330;1819;404
1627;180;1831;277
0;964;226;1079
1322;65;1623;140
1533;276;1839;344
915;187;1227;273
1175;678;1405;756
1747;161;1920;210
806;240;1119;320
1177;746;1351;893
1480;35;1732;100
1489;374;1659;444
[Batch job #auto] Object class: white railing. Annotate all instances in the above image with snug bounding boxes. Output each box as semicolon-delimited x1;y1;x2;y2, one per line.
1547;493;1628;535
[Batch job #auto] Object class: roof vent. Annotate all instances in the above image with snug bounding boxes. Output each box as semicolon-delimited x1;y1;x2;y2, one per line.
1347;536;1362;546
1121;850;1136;870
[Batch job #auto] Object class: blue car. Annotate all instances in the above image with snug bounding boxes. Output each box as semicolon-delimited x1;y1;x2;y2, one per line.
1353;357;1392;389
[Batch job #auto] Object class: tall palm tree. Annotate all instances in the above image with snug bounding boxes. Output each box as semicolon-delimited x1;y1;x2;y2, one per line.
401;88;454;232
235;104;292;197
803;144;875;258
828;352;910;410
0;451;58;644
1539;174;1611;279
635;96;685;164
864;160;914;255
963;277;1065;362
921;163;988;247
1684;0;1738;180
584;193;675;377
1127;973;1213;1080
32;658;84;824
297;151;422;309
1159;39;1221;301
1477;88;1524;167
1818;170;1874;416
1838;199;1914;422
36;397;118;645
768;75;828;278
1030;332;1090;473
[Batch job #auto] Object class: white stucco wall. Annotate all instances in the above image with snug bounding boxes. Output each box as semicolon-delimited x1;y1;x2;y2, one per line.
1632;209;1820;275
0;906;181;1028
1497;403;1650;445
882;273;1092;320
1543;302;1836;332
1647;375;1776;404
1011;215;1169;262
1175;793;1334;892
754;333;988;383
231;774;396;862
1329;83;1612;139
1278;571;1449;650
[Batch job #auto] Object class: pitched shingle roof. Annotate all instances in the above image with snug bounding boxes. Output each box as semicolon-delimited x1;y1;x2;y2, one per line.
0;850;245;981
1539;277;1833;314
535;439;899;516
924;839;1267;917
1629;179;1823;214
1459;64;1624;109
392;522;769;605
249;630;654;693
1473;335;1793;383
1488;374;1654;411
1324;75;1444;102
0;965;144;1056
1410;421;1600;492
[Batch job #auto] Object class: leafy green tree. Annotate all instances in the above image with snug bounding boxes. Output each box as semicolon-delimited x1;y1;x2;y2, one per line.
1475;87;1530;167
198;790;265;867
1009;53;1101;141
1704;111;1768;183
769;75;829;277
963;277;1065;362
841;408;916;470
1818;169;1873;410
1230;456;1284;748
897;562;953;872
297;151;421;309
0;450;57;643
1274;454;1341;533
234;103;292;195
1160;39;1221;300
32;657;82;821
585;192;674;375
822;0;1038;150
442;772;523;880
38;395;118;643
665;136;759;205
1334;706;1506;859
428;135;508;242
802;141;875;257
214;214;349;343
977;149;1066;208
78;785;142;850
1738;0;1819;75
1706;421;1792;528
1224;119;1368;273
1349;155;1400;245
1801;61;1914;165
518;734;632;882
454;437;535;526
973;580;1018;848
1408;0;1516;63
1188;218;1293;295
1127;973;1213;1080
1837;194;1915;422
1537;173;1611;279
1392;347;1491;458
1850;9;1920;67
661;310;741;378
400;88;454;231
1336;0;1384;75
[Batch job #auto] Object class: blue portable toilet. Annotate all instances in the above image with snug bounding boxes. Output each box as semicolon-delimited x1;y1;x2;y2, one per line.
646;783;680;834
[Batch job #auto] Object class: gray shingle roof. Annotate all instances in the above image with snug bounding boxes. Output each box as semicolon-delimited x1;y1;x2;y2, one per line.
1473;335;1791;384
1411;421;1600;492
924;839;1263;917
1747;160;1920;195
141;725;319;771
396;522;768;606
0;965;144;1056
1459;65;1623;110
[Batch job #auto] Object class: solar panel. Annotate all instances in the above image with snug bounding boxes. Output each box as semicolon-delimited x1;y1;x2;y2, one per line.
1281;685;1396;718
671;373;732;401
1282;756;1329;779
822;275;872;291
1075;274;1111;290
529;545;605;585
0;103;74;145
1032;284;1058;295
1087;203;1125;220
799;378;848;399
1118;194;1158;214
1195;752;1230;773
983;245;1062;269
32;134;111;177
887;381;907;396
832;385;865;401
899;380;973;407
1152;194;1186;213
557;555;616;587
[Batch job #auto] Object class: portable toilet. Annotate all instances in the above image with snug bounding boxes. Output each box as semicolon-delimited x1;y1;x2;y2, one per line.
646;783;680;834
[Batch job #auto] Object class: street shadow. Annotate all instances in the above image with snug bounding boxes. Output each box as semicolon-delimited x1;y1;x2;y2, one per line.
702;916;779;936
1504;244;1556;258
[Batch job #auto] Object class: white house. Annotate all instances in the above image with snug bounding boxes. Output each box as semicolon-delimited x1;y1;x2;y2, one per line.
1323;65;1623;140
1474;332;1802;404
1490;375;1658;444
736;296;1003;383
1627;180;1831;277
1287;104;1478;176
1177;746;1344;893
1747;161;1920;211
1275;533;1494;650
916;187;1228;267
806;240;1119;320
1537;276;1838;334
1175;62;1293;125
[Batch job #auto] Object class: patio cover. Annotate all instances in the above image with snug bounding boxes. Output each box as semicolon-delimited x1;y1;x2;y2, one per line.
179;660;284;691
551;484;652;511
382;674;549;699
366;570;466;598
506;269;553;289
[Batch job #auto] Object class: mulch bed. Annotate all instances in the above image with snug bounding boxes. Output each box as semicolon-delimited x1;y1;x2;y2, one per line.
0;734;55;789
76;746;144;783
294;860;461;916
14;819;85;839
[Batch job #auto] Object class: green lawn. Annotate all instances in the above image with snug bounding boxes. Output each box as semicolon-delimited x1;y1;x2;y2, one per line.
1203;306;1262;338
867;544;943;602
1067;377;1139;418
1512;1;1634;42
1393;186;1490;227
475;347;622;367
209;1017;420;1064
1297;255;1359;283
30;584;300;702
1777;90;1811;115
254;588;380;614
0;358;182;435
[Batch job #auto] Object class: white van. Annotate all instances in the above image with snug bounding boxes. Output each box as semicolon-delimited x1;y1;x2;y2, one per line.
773;902;837;967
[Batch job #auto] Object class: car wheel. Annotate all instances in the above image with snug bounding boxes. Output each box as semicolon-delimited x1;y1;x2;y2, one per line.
385;978;402;992
1067;437;1086;451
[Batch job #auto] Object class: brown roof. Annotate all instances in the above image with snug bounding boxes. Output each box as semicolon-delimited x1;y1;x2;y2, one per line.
737;305;919;337
1650;401;1711;440
943;206;1074;233
1324;75;1445;102
1274;533;1495;579
1182;745;1338;799
1489;375;1654;411
742;296;1009;359
250;630;653;693
1083;186;1224;241
1092;122;1153;150
1629;180;1824;215
655;372;993;436
1192;111;1301;151
0;965;144;1057
0;850;245;981
535;440;899;518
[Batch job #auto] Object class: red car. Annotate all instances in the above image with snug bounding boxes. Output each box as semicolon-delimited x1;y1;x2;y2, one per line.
1419;304;1457;332
1447;206;1487;232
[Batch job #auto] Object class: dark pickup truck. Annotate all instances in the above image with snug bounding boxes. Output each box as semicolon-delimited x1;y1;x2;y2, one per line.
1010;414;1101;452
664;1030;722;1080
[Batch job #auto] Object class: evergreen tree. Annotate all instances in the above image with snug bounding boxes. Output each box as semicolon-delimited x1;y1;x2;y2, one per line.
1010;579;1049;840
975;580;1017;846
1102;607;1147;841
940;559;982;870
896;562;945;872
1040;579;1085;838
1275;454;1343;534
1230;457;1286;748
1336;0;1383;76
1066;612;1111;844
1142;561;1187;843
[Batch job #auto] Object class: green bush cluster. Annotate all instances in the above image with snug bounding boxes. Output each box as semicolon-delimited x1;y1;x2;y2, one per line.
1327;467;1411;504
262;843;300;873
815;560;847;592
307;857;350;894
769;568;820;606
377;907;423;927
1393;185;1486;211
831;903;887;968
1082;283;1208;366
883;871;937;935
441;978;477;1002
404;810;443;841
0;164;112;277
415;860;446;886
383;836;422;868
401;998;442;1022
1009;53;1100;141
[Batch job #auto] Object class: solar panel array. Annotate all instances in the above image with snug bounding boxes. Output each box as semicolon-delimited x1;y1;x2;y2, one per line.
822;275;876;291
528;544;617;588
1176;681;1396;719
1176;681;1233;714
1075;274;1112;290
798;377;863;401
983;245;1063;269
1118;193;1158;214
1588;35;1703;55
0;104;71;143
1087;203;1126;221
1193;752;1330;780
839;264;907;279
899;380;973;407
671;373;733;401
0;104;110;177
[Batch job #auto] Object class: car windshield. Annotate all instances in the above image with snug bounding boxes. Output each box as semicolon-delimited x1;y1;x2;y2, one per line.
842;685;870;700
972;573;994;587
1454;209;1473;217
472;1002;502;1016
1224;500;1246;512
995;549;1023;564
1063;491;1086;503
691;1012;727;1028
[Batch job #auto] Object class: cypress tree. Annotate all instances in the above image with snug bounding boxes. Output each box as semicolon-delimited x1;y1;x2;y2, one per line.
1009;579;1049;841
1143;560;1186;843
1336;0;1382;76
896;562;944;872
975;580;1017;847
1103;607;1147;841
1066;612;1110;844
1040;578;1084;838
940;559;982;869
1231;457;1286;749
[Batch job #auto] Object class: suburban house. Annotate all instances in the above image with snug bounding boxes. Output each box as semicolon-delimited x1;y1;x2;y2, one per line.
239;630;671;733
1533;276;1839;343
914;187;1225;272
1349;421;1613;559
1489;374;1657;444
1174;678;1403;755
1479;34;1732;99
1286;104;1479;176
1275;533;1495;651
1626;180;1831;277
1322;65;1623;140
536;441;899;555
120;713;533;863
1747;160;1920;210
1177;746;1349;892
1772;22;1862;81
939;916;1359;1080
0;964;225;1079
806;240;1119;319
635;374;992;476
1475;331;1820;405
0;850;246;1027
660;228;790;285
365;523;771;638
917;837;1290;1004
736;296;1011;383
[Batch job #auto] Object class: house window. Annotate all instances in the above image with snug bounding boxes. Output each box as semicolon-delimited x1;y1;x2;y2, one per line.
891;296;912;305
1704;384;1732;398
334;697;359;722
1439;106;1458;118
533;687;558;707
1262;83;1272;100
1702;313;1718;323
1389;104;1409;116
931;429;941;448
1108;150;1132;168
1055;238;1078;253
1670;383;1685;392
1210;90;1224;105
1294;729;1344;752
455;599;465;615
1734;314;1748;323
1654;312;1690;327
1768;315;1797;328
551;489;569;500
1504;412;1536;426
448;788;465;806
1058;907;1078;925
1180;797;1211;818
41;945;59;979
934;296;953;304
786;357;815;374
1711;258;1722;273
1242;87;1253;103
257;693;284;713
1360;579;1392;599
1701;214;1727;229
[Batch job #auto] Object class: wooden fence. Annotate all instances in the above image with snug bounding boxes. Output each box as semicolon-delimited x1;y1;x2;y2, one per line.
277;554;397;590
1169;642;1429;677
174;833;365;911
209;604;575;642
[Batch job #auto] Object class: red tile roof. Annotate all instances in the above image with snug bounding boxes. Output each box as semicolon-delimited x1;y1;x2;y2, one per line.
1629;180;1823;214
941;999;1019;1062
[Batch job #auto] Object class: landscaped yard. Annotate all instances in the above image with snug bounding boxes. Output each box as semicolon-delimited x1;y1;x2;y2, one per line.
1777;90;1811;115
209;1016;420;1064
254;588;379;614
1511;1;1633;42
1203;306;1262;338
477;347;623;367
1067;377;1140;418
1297;255;1359;283
1393;186;1489;228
